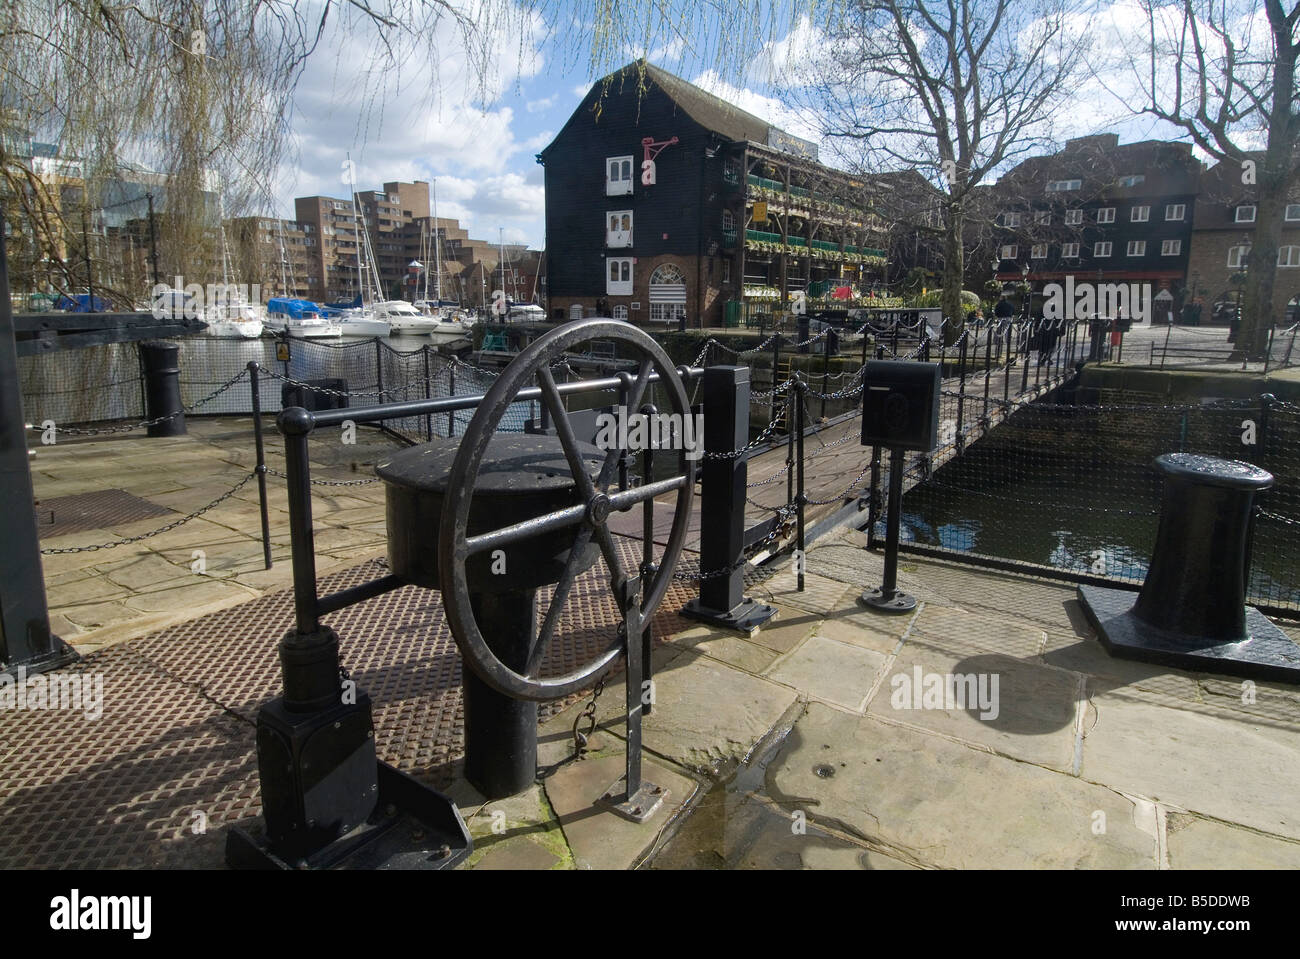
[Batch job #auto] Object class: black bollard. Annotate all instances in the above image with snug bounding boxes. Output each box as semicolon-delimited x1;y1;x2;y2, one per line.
139;340;185;436
1079;453;1300;683
462;590;538;798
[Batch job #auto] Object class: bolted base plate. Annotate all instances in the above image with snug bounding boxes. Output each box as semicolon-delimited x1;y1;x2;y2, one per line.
859;587;918;615
225;761;472;870
681;597;777;635
1078;585;1300;685
598;777;669;824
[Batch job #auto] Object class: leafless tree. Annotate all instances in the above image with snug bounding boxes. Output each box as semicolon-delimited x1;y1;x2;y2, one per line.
1119;0;1299;356
791;0;1093;339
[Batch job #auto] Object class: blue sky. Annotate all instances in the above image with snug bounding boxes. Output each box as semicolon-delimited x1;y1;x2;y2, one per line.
269;0;1262;251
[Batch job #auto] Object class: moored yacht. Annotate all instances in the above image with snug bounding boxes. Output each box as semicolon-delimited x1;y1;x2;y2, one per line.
265;297;342;338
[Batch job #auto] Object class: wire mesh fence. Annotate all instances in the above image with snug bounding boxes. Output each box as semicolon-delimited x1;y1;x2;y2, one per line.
894;393;1300;614
16;334;536;440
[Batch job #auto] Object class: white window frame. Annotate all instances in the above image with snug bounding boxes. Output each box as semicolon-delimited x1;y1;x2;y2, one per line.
1165;204;1186;221
1097;207;1115;224
1236;205;1257;223
1227;245;1251;268
1045;179;1081;192
1033;210;1050;225
612;304;629;320
1094;242;1112;258
1279;246;1300;268
649;302;686;323
722;209;735;231
1118;174;1145;187
1031;244;1047;259
606;156;634;196
722;259;731;284
1002;212;1021;227
1127;240;1146;256
1161;239;1182;256
1061;242;1080;258
1131;206;1150;223
569;303;584;320
606;210;633;248
1286;204;1300;221
607;257;633;295
1000;244;1018;260
1064;209;1083;226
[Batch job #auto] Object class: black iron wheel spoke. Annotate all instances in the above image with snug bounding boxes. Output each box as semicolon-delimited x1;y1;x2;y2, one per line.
464;503;586;556
526;522;595;675
537;366;598;501
594;523;625;583
625;357;654;416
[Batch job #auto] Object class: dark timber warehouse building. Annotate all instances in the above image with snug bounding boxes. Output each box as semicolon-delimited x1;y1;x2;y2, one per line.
538;61;892;329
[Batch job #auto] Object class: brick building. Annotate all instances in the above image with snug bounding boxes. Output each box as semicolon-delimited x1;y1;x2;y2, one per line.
1186;155;1300;326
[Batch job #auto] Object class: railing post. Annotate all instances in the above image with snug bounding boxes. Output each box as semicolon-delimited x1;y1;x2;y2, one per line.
795;378;806;593
249;361;272;570
374;337;385;404
422;345;433;441
982;324;993;423
1021;324;1031;393
682;365;776;632
447;360;457;437
770;331;781;427
866;445;882;549
956;334;967;453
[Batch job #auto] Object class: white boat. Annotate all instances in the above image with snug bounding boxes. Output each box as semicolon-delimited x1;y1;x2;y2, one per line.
206;293;265;338
265;297;342;338
329;307;391;337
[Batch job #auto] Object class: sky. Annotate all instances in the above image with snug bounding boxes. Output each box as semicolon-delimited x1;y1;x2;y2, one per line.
268;0;1266;251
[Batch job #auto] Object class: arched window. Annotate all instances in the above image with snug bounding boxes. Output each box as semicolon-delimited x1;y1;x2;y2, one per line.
649;264;686;286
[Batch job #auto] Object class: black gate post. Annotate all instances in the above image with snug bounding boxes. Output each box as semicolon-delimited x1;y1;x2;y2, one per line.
0;215;74;676
248;361;272;570
682;365;775;633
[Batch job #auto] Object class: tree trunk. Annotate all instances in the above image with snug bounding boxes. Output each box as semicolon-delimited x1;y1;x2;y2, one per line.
941;202;965;345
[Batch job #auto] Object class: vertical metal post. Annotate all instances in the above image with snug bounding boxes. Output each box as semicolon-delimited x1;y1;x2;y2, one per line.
146;192;161;288
249;362;272;570
820;340;830;421
866;446;882;548
374;337;384;403
795;380;805;593
955;335;967;452
640;418;655;717
1021;325;1031;393
881;447;904;595
982;324;992;422
1003;326;1011;406
0;213;68;675
281;415;320;635
81;206;96;312
464;590;538;799
770;331;781;426
448;361;457;438
422;345;432;441
1264;325;1276;374
682;366;774;631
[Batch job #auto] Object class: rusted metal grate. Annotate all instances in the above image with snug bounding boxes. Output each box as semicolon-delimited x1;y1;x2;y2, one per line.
35;488;175;540
0;540;697;869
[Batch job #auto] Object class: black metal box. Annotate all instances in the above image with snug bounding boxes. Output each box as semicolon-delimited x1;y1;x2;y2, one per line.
861;360;940;451
281;378;349;412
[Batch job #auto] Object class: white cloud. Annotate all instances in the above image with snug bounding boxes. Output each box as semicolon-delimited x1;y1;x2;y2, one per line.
526;95;556;113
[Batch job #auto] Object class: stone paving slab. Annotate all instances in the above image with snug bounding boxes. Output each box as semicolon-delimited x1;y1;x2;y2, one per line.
1079;688;1300;841
769;703;1158;869
1165;814;1300;869
765;635;889;711
871;638;1082;773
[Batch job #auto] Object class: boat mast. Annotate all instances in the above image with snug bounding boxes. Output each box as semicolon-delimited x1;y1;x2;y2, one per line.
348;155;365;303
277;219;289;295
432;178;441;304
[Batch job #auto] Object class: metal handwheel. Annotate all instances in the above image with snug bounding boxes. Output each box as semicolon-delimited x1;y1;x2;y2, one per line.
437;318;695;703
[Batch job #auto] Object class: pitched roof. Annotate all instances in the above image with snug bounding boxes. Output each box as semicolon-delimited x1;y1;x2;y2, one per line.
633;61;774;144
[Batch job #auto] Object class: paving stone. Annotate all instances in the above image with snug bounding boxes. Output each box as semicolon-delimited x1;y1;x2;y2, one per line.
671;626;781;674
911;561;1081;634
471;839;561;870
1040;626;1205;703
803;542;957;606
766;636;889;711
758;570;853;617
94;553;193;591
815;605;909;655
1080;688;1300;841
1165;813;1300;869
769;703;1157;869
651;790;917;870
122;578;259;614
56;600;139;630
748;603;823;654
870;639;1081;772
908;602;1045;659
543;752;698;870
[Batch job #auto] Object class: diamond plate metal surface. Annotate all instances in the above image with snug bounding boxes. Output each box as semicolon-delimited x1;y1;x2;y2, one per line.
35;489;175;540
0;537;697;868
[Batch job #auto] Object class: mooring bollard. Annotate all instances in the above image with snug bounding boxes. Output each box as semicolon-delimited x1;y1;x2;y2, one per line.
378;435;602;799
139;339;185;436
1079;452;1300;683
682;365;776;633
